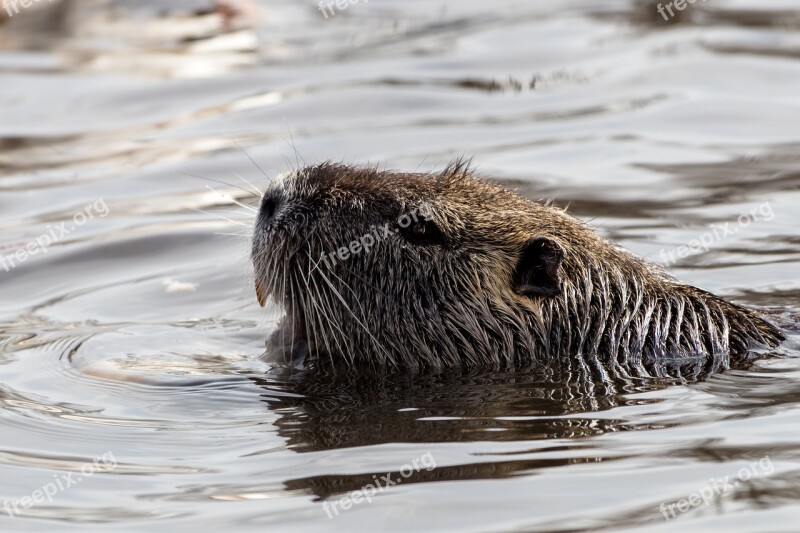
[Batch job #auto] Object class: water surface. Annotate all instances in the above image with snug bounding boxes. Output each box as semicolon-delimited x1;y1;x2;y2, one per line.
1;0;799;531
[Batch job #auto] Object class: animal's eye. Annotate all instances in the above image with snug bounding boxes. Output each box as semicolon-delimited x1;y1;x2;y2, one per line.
399;219;445;246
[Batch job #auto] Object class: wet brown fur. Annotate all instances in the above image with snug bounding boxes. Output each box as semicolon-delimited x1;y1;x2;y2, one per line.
251;161;785;376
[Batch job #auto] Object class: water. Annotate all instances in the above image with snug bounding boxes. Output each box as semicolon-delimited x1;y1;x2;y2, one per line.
1;0;799;531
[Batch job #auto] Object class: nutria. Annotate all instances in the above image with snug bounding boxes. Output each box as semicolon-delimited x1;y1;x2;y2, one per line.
251;161;784;375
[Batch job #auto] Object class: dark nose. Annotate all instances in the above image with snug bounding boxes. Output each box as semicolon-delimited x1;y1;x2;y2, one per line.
258;192;283;226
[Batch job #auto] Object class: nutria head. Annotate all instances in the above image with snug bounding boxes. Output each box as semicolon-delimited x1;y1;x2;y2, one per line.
251;161;784;375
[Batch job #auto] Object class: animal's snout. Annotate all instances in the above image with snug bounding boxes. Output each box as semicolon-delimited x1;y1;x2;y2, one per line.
258;190;284;227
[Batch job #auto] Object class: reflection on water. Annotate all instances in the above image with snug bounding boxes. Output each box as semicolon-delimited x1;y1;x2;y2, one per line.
258;365;800;503
1;0;799;531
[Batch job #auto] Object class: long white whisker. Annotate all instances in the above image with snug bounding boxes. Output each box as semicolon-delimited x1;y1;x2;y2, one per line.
231;138;272;182
309;267;350;366
191;208;250;227
283;118;305;168
232;171;264;197
204;185;257;212
316;267;394;366
308;238;337;371
181;171;258;197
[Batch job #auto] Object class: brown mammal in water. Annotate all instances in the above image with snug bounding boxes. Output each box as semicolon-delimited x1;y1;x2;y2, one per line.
251;162;784;376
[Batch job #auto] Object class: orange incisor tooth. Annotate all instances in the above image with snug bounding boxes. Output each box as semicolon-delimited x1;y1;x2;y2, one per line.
255;280;266;307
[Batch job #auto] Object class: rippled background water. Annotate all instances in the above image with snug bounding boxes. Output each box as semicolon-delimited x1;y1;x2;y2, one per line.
1;0;799;531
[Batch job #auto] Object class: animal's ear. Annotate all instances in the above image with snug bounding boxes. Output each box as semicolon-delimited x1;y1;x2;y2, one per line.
512;237;564;298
